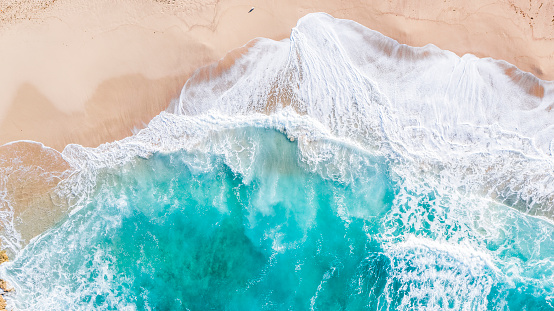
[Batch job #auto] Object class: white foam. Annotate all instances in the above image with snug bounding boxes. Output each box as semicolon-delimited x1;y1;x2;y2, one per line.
171;12;554;218
2;12;554;310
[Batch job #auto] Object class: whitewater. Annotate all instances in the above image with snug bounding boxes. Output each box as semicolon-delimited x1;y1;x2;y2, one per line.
1;13;554;310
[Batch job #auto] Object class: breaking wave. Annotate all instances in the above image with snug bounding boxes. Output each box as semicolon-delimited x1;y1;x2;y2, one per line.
1;13;554;310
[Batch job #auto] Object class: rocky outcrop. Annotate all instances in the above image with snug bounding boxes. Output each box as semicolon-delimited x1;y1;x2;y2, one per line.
0;250;12;311
0;280;11;293
0;251;7;265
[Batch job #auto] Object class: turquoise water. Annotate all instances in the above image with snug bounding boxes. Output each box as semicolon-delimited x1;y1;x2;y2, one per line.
4;12;554;311
4;127;554;310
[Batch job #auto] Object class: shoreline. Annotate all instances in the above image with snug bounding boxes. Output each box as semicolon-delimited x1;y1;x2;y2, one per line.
0;140;72;251
1;2;554;307
1;0;553;152
1;0;553;246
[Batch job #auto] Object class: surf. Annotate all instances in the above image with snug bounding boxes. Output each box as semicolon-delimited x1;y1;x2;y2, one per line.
1;13;554;310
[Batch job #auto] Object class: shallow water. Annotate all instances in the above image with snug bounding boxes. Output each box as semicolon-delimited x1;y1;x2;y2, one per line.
2;12;554;310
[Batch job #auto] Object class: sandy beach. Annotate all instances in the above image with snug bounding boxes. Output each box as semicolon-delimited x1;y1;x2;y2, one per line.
1;0;553;151
0;0;553;244
0;141;71;244
1;2;554;308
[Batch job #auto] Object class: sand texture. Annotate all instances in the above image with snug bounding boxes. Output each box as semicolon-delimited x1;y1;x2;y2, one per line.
0;0;553;245
0;141;71;247
0;0;553;151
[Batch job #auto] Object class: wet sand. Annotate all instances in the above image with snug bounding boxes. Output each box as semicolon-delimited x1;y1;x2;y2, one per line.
0;0;553;244
1;0;553;151
0;141;71;249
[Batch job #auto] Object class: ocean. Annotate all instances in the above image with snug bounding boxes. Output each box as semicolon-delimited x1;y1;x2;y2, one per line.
1;13;554;310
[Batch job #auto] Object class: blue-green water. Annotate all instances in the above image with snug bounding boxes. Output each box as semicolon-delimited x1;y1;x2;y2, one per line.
4;12;554;311
4;127;554;310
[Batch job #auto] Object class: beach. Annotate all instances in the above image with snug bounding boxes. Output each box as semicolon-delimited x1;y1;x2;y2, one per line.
1;0;553;151
1;1;554;309
0;0;552;244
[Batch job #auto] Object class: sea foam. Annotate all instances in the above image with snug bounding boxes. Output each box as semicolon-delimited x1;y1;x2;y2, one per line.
172;12;554;218
1;12;554;310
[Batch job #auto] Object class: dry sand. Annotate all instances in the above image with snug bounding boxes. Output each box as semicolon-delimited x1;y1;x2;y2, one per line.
0;0;553;151
0;0;553;243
